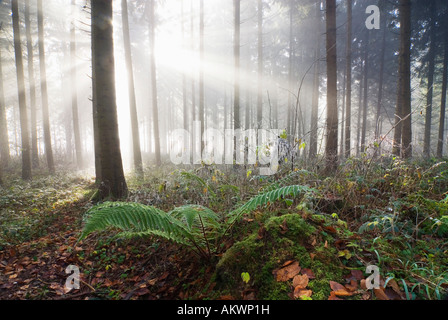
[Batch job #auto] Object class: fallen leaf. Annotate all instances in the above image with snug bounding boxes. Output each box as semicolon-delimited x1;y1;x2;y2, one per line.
280;219;288;234
345;280;358;292
309;253;316;260
360;279;368;290
328;291;343;300
323;226;337;234
330;281;353;296
300;268;316;279
273;261;301;282
362;292;371;300
294;288;312;299
373;288;390;300
345;269;364;282
219;295;235;300
293;274;309;289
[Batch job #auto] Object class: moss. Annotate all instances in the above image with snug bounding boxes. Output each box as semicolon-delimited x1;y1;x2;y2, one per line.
214;212;348;299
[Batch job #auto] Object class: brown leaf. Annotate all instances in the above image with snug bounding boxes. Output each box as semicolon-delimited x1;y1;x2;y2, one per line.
280;219;288;235
384;288;403;300
323;226;337;234
300;268;316;280
257;226;266;240
328;291;343;300
373;288;390;300
360;279;368;290
219;295;235;300
330;281;353;297
293;274;309;289
294;288;312;299
345;280;358;292
345;269;364;282
362;292;371;300
329;281;346;292
273;261;301;282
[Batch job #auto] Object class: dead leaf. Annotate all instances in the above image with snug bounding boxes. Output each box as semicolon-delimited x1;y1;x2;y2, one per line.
323;226;337;234
219;295;235;300
300;268;316;280
309;253;316;260
360;279;368;290
345;280;358;292
328;291;343;300
373;288;390;300
273;261;301;282
294;288;312;299
330;281;353;296
345;269;364;282
293;274;309;289
324;240;328;248
257;226;266;240
362;292;371;300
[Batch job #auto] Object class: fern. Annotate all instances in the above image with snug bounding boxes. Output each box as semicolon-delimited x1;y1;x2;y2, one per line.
262;170;317;193
227;185;316;225
79;202;222;258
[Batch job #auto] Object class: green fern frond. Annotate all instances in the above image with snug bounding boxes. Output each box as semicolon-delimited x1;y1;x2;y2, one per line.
168;205;221;231
79;202;191;246
227;185;316;225
262;170;317;192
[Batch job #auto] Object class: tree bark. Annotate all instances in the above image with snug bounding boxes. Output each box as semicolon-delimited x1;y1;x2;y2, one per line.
423;1;436;158
437;26;448;158
325;0;338;171
393;0;412;158
122;0;143;177
0;33;10;168
199;0;205;150
309;0;321;160
70;0;82;169
361;31;369;154
12;0;32;180
25;0;39;168
256;0;263;129
344;0;352;158
91;0;128;199
148;0;161;166
37;0;55;174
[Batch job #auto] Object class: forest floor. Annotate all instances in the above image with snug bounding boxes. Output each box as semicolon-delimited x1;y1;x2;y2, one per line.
1;156;448;300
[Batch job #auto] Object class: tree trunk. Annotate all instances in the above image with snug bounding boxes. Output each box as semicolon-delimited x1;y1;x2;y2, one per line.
25;0;39;168
148;0;161;166
287;0;294;135
70;0;82;169
256;0;263;129
437;26;448;158
91;0;128;199
0;35;10;168
234;0;241;162
361;31;369;154
37;0;55;174
12;0;32;180
375;17;387;143
393;0;412;158
122;0;143;177
199;0;205;150
325;0;338;171
423;1;436;158
309;0;321;160
344;0;352;158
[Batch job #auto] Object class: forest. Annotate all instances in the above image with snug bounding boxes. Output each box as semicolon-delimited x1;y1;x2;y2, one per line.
0;0;448;303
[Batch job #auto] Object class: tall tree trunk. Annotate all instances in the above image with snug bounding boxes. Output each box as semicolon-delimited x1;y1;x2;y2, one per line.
344;0;352;158
356;62;364;156
423;1;436;158
325;0;338;171
148;0;161;166
234;0;241;149
122;0;143;177
361;31;370;153
70;0;82;169
256;0;263;129
309;0;321;160
437;26;448;158
181;0;188;133
12;0;32;180
0;35;10;168
375;17;387;143
199;0;205;150
393;0;412;158
37;0;55;174
339;70;346;157
25;0;39;168
91;0;128;199
287;0;294;135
